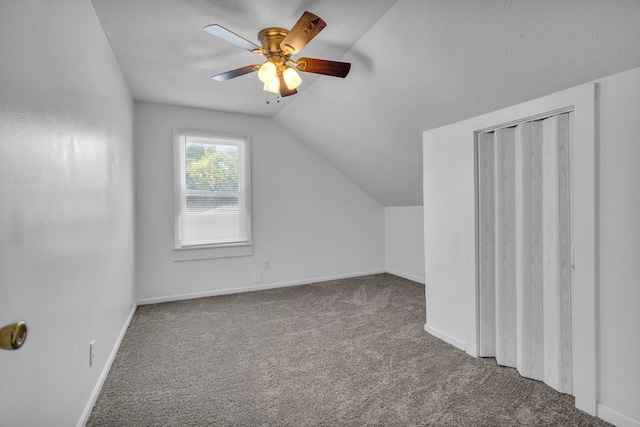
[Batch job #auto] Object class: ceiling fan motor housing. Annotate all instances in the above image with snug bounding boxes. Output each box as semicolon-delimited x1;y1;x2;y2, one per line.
258;28;290;55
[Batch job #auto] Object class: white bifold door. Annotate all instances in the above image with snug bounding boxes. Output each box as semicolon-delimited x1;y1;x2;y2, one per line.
477;112;573;394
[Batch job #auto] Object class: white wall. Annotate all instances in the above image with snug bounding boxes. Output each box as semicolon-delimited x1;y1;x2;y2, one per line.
422;67;640;426
422;127;476;351
384;207;425;284
0;1;136;427
596;67;640;426
134;102;385;302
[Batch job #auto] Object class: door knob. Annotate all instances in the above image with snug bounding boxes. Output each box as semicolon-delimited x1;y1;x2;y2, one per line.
0;321;28;350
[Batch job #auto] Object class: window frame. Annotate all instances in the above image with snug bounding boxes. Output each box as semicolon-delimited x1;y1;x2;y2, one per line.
172;129;253;261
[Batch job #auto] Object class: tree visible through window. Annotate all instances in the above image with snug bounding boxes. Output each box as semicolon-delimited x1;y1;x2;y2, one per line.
186;143;239;210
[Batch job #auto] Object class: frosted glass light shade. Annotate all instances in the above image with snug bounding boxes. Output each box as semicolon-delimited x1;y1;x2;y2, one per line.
264;78;280;93
257;61;276;83
283;67;302;89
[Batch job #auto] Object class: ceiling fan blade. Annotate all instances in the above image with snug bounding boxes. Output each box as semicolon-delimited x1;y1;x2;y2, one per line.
212;64;261;81
280;11;327;55
295;57;351;78
278;74;298;97
204;24;265;54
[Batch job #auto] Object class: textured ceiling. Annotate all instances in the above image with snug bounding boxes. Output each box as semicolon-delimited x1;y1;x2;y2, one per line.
91;0;397;116
92;0;640;206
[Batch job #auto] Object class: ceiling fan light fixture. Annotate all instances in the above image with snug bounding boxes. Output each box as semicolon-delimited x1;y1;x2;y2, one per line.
257;60;277;83
264;78;280;93
282;66;302;90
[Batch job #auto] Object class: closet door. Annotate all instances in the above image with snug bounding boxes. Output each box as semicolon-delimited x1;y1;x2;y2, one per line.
477;112;572;394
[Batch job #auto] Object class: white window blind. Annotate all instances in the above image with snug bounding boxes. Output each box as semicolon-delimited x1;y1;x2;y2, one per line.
174;130;251;249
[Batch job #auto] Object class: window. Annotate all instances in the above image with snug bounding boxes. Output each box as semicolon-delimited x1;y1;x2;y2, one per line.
173;130;252;260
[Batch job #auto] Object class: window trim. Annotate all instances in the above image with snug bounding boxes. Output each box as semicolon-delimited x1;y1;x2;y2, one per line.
172;129;253;261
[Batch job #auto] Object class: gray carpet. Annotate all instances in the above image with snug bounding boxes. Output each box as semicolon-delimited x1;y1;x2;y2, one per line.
87;274;610;426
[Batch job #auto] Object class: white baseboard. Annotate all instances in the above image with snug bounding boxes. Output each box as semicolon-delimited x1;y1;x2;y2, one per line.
77;302;138;427
386;269;425;284
424;323;467;351
137;269;387;305
598;403;640;427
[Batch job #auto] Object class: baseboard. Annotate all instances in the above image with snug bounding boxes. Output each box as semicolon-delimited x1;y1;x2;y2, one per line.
597;403;640;427
424;323;467;351
137;269;387;305
386;269;425;284
77;302;138;427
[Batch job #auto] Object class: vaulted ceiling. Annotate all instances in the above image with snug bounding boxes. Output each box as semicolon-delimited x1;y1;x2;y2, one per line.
91;0;640;206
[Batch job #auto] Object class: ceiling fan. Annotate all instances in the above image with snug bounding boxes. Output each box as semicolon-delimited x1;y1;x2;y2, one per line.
204;11;351;102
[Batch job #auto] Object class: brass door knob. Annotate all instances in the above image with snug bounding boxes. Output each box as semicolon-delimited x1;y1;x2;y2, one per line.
0;321;28;350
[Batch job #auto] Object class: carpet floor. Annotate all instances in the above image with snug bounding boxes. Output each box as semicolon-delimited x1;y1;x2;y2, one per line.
87;273;611;426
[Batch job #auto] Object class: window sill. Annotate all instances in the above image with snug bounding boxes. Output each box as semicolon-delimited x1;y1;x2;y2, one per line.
172;243;253;262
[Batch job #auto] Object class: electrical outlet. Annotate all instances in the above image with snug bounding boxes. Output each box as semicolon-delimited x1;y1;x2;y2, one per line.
254;272;262;283
89;340;96;367
264;259;270;269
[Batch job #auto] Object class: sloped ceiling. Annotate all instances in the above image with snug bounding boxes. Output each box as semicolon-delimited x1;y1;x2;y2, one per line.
92;0;640;206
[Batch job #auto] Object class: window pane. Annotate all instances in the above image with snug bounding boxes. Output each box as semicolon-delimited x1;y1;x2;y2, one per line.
185;142;239;191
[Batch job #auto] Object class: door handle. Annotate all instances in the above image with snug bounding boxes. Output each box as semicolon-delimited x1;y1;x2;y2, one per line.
0;321;28;350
